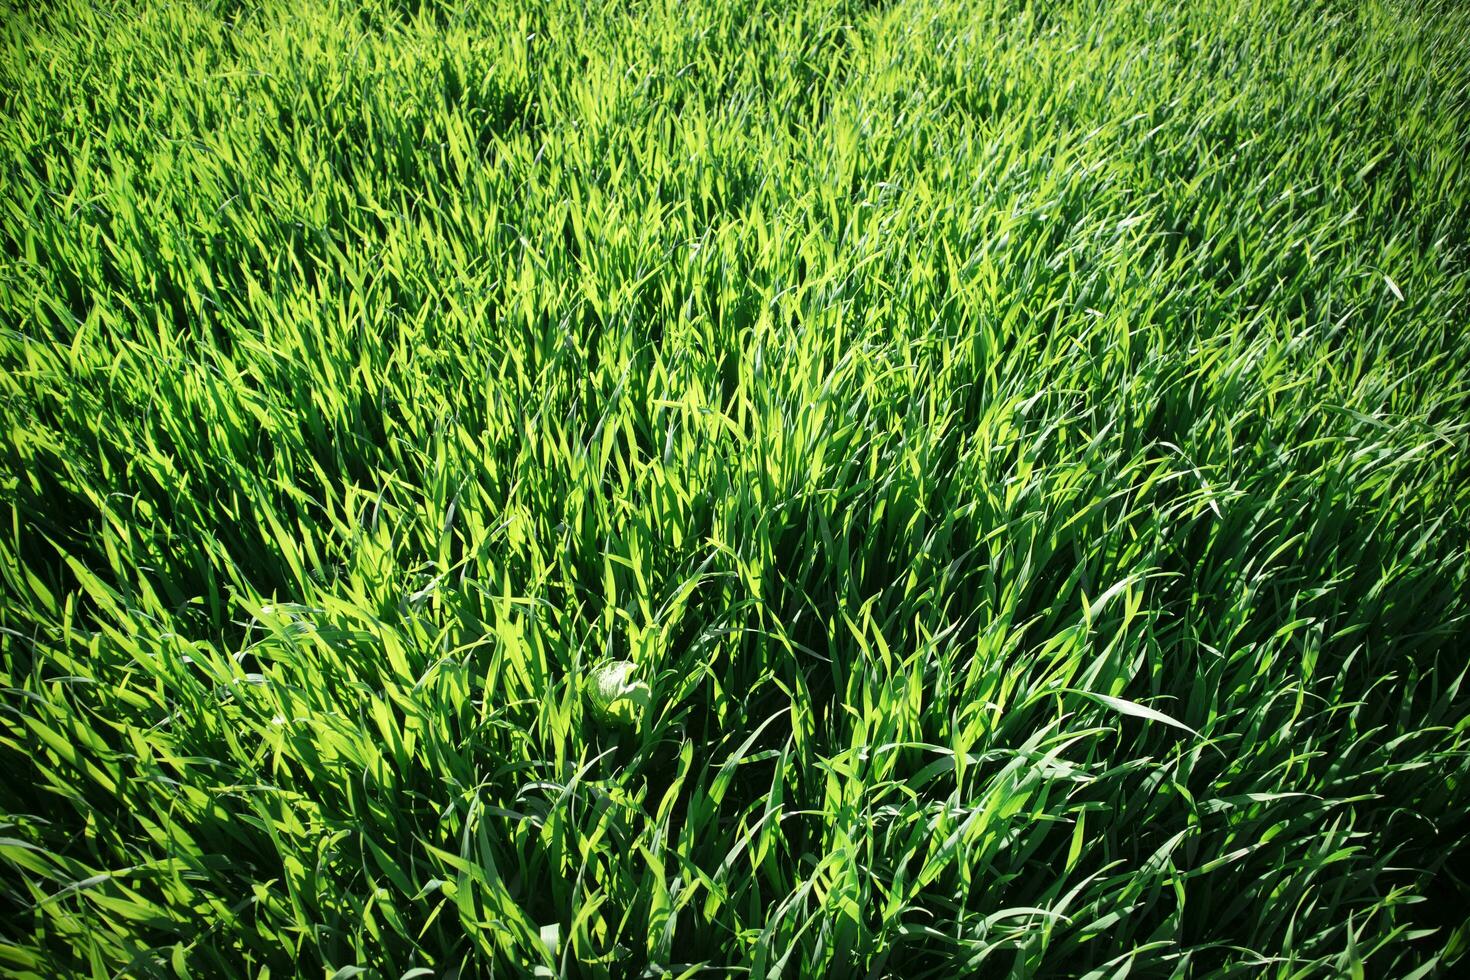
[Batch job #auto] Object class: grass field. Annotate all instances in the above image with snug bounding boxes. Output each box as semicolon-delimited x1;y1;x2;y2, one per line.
3;0;1470;975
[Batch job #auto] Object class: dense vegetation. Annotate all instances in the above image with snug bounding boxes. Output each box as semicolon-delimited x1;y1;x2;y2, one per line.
3;0;1469;975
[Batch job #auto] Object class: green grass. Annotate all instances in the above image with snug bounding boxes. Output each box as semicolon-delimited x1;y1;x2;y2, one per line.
3;0;1469;975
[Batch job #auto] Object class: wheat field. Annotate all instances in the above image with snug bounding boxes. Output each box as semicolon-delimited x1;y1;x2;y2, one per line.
3;0;1470;976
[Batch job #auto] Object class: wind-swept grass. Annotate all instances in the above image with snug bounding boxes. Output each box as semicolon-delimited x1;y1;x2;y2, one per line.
3;0;1469;976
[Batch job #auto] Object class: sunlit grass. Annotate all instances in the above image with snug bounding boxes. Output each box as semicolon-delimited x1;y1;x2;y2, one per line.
3;0;1469;976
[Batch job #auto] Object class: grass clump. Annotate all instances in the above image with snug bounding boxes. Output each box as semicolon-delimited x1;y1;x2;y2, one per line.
3;0;1470;976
